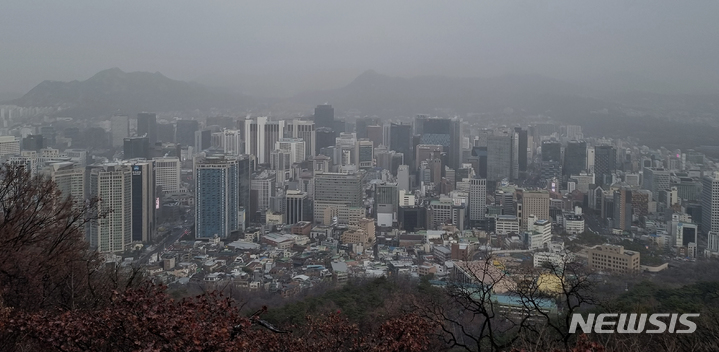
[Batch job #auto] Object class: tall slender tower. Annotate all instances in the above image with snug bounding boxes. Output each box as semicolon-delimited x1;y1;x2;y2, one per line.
195;155;240;239
88;164;132;252
137;113;158;146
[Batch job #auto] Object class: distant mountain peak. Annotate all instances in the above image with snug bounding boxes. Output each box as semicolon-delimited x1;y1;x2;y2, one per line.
87;67;127;81
12;68;252;116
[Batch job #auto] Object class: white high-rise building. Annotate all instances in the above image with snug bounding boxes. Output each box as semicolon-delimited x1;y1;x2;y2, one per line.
220;129;243;156
48;163;85;209
285;119;316;158
276;138;306;165
153;157;181;193
469;179;487;222
88;164;132;253
110;115;130;147
243;116;285;164
397;165;410;191
0;136;20;158
251;170;276;215
701;172;719;235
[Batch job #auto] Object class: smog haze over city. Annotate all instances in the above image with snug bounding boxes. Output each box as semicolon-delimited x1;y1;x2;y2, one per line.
2;2;719;352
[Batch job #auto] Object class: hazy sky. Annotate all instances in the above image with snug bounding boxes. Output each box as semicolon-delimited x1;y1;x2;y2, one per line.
2;1;719;96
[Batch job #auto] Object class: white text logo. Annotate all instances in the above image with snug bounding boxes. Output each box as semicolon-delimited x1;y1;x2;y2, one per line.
569;313;699;334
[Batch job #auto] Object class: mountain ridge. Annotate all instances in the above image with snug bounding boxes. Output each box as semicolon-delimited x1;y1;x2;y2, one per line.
10;68;255;117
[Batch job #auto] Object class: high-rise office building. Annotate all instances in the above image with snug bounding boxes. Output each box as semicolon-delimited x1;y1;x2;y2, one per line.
0;136;20;158
157;122;175;143
314;104;335;129
110;115;130;147
270;149;292;184
175;120;199;147
250;170;276;220
356;139;374;169
643;167;670;201
315;127;336;153
469;178;487;223
276;138;306;165
217;129;244;156
194;129;212;152
285;119;316;158
195;155;240;239
127;161;155;243
374;182;399;227
285;190;310;225
563;140;587;177
354;117;378;139
486;134;512;182
701;172;719;235
414;116;463;170
613;187;633;231
242;116;285;164
514;127;528;176
237;155;252;227
366;125;383;148
88;164;132;252
153;157;181;193
123;137;150;160
594;145;616;186
518;190;550;230
390;123;413;169
22;134;44;152
137;113;158;146
49;163;85;209
313;172;362;222
397;165;410;191
542;140;562;162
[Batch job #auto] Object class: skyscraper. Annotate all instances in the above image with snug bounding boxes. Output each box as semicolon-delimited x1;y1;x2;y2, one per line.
153;157;181;193
374;182;399;227
285;119;316;158
315;127;336;153
643;167;670;201
397;165;410;191
237;155;252;227
110;115;130;147
390;123;413;169
518;190;550;230
469;178;487;224
486;134;512;182
0;136;20;158
313;172;362;222
355;139;374;169
414;116;463;170
594;145;616;186
175;120;199;147
701;172;719;235
195;155;240;239
242;116;285;164
127;161;155;243
613;187;633;231
285;190;310;224
194;129;212;152
314;104;335;129
275;138;306;165
22;134;44;152
564;140;587;177
137;113;158;146
88;164;132;252
50;163;85;210
123;137;150;160
514;127;528;176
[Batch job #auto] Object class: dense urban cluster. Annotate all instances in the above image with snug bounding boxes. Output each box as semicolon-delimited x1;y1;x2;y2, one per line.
1;101;719;351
